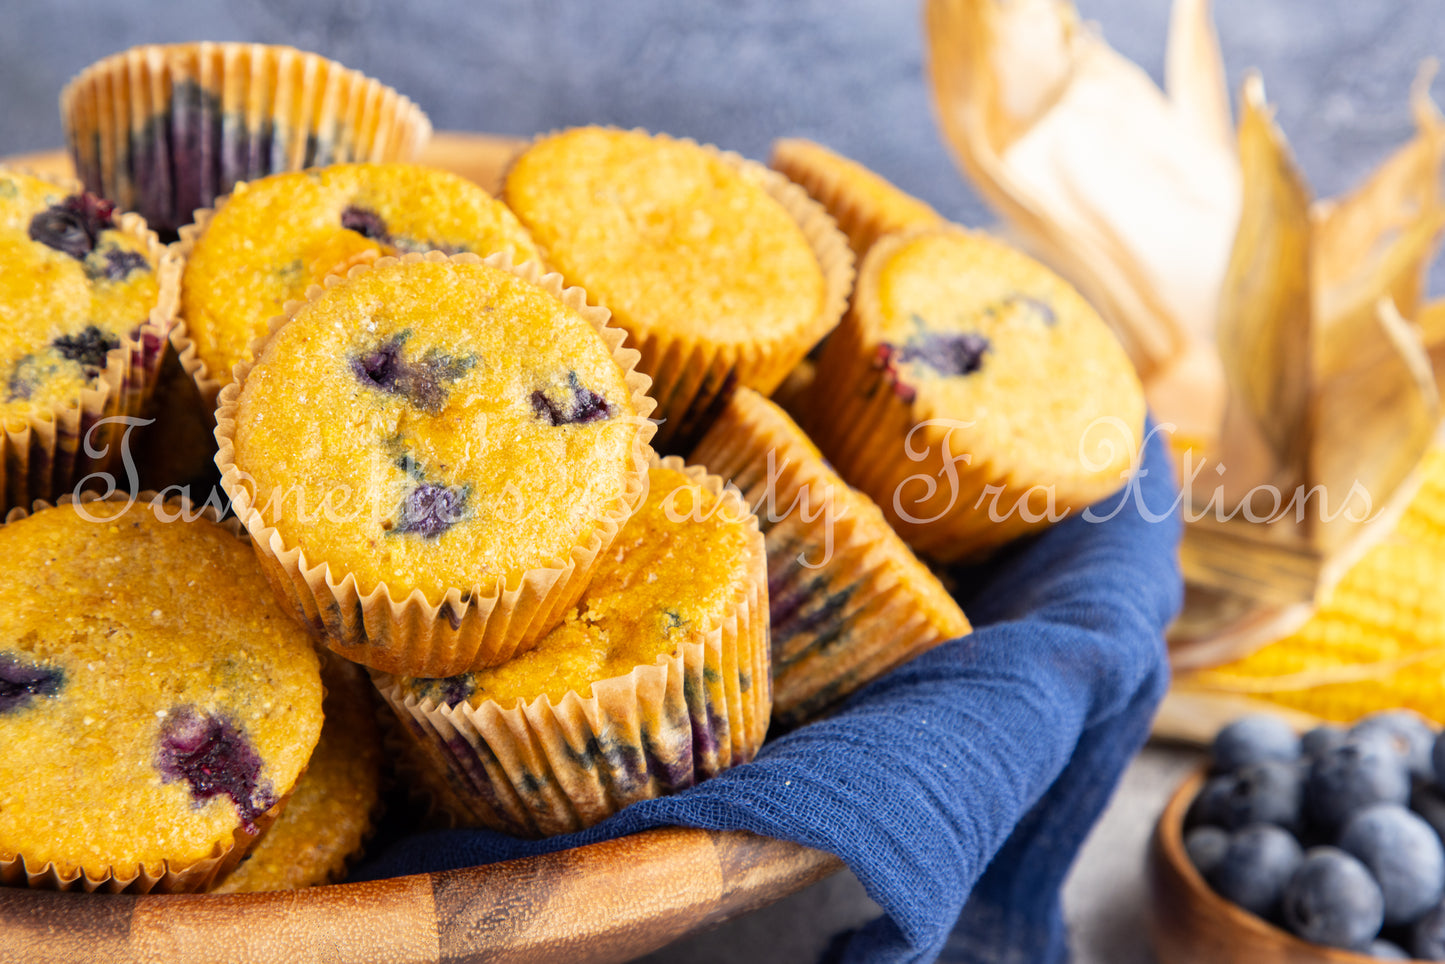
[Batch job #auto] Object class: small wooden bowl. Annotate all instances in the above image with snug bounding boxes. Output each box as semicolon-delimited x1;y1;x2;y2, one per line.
1150;769;1422;963
0;827;840;963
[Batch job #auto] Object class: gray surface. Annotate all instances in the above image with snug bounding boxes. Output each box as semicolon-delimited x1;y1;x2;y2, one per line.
637;744;1206;964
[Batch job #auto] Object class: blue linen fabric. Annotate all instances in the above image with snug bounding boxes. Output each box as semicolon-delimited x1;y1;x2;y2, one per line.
356;420;1183;964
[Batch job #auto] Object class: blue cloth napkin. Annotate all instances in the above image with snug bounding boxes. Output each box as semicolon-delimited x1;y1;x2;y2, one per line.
356;422;1182;964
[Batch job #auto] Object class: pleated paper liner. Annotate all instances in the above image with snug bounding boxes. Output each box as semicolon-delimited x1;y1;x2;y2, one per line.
769;137;944;261
0;490;298;894
795;224;1144;563
689;387;970;728
502;129;855;453
373;456;770;838
0;167;182;515
215;251;658;677
60;43;432;237
212;654;385;893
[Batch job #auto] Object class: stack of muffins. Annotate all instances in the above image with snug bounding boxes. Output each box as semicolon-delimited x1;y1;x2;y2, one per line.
0;42;1144;894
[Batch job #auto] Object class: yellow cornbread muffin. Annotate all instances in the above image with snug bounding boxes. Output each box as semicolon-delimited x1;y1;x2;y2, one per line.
177;162;540;407
503;127;852;449
0;496;324;893
213;656;382;893
377;458;769;837
0;169;180;512
770;138;943;260
691;388;971;728
798;225;1144;562
217;252;657;677
63;43;431;236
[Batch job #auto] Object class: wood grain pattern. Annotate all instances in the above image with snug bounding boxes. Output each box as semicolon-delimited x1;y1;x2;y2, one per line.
0;134;840;962
1151;770;1412;963
0;830;840;963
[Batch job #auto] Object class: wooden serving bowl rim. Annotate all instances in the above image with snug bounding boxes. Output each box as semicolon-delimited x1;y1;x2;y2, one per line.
0;827;841;963
1151;767;1422;963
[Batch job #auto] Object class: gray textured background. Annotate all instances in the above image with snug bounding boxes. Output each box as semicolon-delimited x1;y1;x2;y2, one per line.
1;3;1439;961
3;0;1443;224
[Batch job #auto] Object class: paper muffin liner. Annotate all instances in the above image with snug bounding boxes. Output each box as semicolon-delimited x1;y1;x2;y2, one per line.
216;250;659;677
0;490;297;894
61;43;432;237
504;130;854;453
797;227;1138;563
373;455;770;838
690;388;970;729
0;168;182;516
769;137;943;260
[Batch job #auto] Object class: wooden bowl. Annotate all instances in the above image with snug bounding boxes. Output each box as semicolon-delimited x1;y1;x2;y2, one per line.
1150;769;1421;963
0;827;840;963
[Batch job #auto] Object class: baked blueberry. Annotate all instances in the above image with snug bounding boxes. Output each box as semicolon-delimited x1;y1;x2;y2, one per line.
0;652;63;713
28;193;115;260
350;335;473;415
1339;804;1445;926
155;706;275;831
1352;711;1437;780
1282;847;1385;950
888;331;991;378
91;247;151;282
1213;714;1302;772
52;325;121;374
393;482;469;539
530;370;614;425
340;204;389;241
1307;736;1413;835
409;673;476;708
1207;823;1303;919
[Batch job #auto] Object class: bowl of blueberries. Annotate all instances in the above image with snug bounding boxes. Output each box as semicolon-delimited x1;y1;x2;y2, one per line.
1151;711;1445;962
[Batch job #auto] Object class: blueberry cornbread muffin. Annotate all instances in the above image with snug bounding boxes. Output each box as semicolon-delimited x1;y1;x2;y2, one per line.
217;252;656;677
177;162;540;408
691;388;971;728
797;225;1144;562
770;138;943;260
503;127;852;450
0;169;180;513
377;457;769;838
0;495;324;893
212;655;383;893
62;43;431;236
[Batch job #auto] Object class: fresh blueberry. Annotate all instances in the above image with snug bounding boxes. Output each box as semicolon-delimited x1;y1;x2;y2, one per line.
155;706;274;832
1208;761;1305;833
350;335;473;415
340;204;389;241
1414;900;1445;959
1186;826;1231;879
52;325;121;374
392;482;468;539
1206;823;1303;919
28;193;115;260
1353;711;1437;781
1187;775;1238;831
1411;783;1445;841
1282;847;1386;950
1302;724;1349;761
888;331;991;377
530;370;613;425
1340;804;1445;926
1308;736;1413;836
0;652;64;713
1367;938;1412;959
1433;730;1445;789
1213;714;1302;772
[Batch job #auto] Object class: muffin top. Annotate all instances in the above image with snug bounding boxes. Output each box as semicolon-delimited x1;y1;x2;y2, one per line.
0;171;160;421
181;162;540;389
212;657;381;893
402;464;762;708
0;500;324;879
862;226;1144;486
503;127;825;349
229;256;647;602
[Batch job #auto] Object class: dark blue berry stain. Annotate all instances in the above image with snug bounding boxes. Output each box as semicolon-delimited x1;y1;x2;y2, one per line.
350;334;474;415
155;706;274;832
0;653;63;713
411;673;476;708
28;193;116;261
393;481;469;538
530;371;613;425
887;331;991;377
89;247;151;282
53;325;122;375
